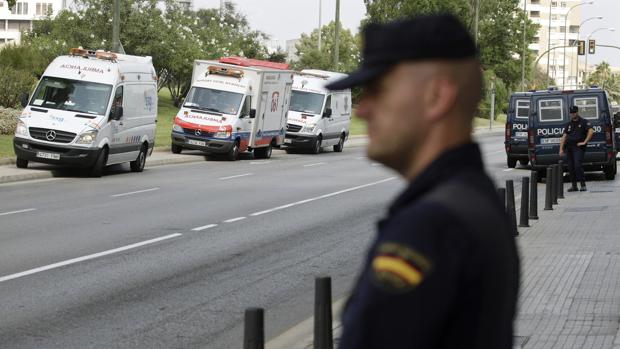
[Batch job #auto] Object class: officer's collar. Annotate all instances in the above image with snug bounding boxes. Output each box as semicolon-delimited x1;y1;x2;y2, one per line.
388;142;484;214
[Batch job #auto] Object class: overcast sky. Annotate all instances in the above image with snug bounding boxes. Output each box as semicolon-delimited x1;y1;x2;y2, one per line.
194;0;620;68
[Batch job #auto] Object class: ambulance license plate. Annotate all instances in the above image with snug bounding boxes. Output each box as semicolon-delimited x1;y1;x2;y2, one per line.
541;138;561;144
515;132;527;138
284;139;292;144
36;151;60;160
188;139;206;147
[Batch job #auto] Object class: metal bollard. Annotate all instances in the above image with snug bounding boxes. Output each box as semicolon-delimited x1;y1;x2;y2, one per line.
497;188;506;209
519;176;530;228
529;171;539;220
244;308;265;349
314;277;333;349
551;165;558;205
557;161;564;199
506;180;518;236
544;167;553;210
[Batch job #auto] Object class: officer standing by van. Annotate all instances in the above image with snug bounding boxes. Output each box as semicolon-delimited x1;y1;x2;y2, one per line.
327;15;519;349
560;105;594;191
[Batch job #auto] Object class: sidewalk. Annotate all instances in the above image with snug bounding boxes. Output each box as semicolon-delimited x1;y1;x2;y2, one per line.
267;176;620;349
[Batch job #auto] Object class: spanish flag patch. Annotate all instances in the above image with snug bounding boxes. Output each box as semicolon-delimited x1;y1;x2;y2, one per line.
371;242;432;293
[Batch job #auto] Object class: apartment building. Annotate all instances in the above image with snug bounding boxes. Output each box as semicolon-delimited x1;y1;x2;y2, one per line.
0;0;65;45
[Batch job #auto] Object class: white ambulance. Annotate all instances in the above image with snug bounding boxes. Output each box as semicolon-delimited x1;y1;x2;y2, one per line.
171;57;293;160
284;69;352;154
13;48;158;177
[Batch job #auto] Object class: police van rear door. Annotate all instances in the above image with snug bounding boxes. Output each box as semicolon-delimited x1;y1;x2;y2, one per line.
570;92;609;157
534;96;567;150
512;97;530;139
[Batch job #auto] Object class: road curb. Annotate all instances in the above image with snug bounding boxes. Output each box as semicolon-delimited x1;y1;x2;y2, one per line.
0;171;54;184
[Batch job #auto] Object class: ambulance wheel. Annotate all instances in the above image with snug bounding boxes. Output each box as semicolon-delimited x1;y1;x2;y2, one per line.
130;144;147;172
333;134;345;152
226;140;240;161
171;144;182;154
311;136;322;154
254;143;273;159
90;147;108;178
507;157;517;168
16;158;28;169
519;159;529;166
604;161;617;180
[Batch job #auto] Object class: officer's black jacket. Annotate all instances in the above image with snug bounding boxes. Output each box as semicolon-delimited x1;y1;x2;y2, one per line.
339;143;520;349
563;116;592;146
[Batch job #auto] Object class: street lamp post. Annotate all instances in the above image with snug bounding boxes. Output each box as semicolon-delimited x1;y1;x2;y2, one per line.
571;17;603;88
562;1;594;89
546;0;552;85
584;27;615;87
521;0;527;91
318;0;322;51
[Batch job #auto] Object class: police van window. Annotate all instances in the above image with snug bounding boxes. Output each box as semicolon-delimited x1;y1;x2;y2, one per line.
516;100;530;119
538;99;563;122
573;97;598;119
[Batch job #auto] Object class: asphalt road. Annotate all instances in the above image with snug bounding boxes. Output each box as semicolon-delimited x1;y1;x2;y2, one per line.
0;133;538;348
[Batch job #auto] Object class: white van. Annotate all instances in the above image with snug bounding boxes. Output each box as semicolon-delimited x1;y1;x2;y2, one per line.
171;57;293;160
13;48;158;177
284;69;352;154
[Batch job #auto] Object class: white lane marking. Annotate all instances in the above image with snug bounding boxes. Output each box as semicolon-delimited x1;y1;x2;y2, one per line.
191;224;218;231
0;233;182;283
250;161;272;165
219;173;252;180
224;217;246;223
250;177;396;217
0;208;36;217
503;168;514;172
484;149;505;156
111;187;160;198
303;162;326;167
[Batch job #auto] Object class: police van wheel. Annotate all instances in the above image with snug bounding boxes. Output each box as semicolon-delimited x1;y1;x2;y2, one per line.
312;136;322;154
226;141;240;161
507;157;517;168
171;144;182;154
604;161;617;180
130;145;147;172
90;147;108;178
519;159;529;166
333;134;345;152
16;158;28;169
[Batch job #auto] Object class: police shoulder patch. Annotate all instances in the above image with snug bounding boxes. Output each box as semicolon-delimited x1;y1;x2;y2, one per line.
371;242;433;293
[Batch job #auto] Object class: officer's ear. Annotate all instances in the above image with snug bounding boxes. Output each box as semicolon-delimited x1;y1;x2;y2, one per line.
424;76;457;122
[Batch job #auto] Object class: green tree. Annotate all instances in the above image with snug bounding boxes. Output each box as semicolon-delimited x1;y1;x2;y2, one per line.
293;21;361;73
587;62;620;102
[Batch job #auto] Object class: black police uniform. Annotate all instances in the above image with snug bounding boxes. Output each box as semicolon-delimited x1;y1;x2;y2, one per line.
339;144;519;349
563;116;592;188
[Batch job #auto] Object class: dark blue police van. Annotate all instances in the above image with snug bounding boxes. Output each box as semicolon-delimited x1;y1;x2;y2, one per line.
505;92;531;168
528;87;617;180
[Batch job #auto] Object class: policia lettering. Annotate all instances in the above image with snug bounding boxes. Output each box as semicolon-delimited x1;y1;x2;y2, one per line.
560;105;594;191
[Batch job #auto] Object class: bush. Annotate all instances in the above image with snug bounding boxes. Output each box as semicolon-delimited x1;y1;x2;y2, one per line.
0;66;37;109
0;107;21;135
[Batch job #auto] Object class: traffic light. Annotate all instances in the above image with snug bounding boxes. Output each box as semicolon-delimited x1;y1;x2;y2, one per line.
589;40;596;54
578;40;585;55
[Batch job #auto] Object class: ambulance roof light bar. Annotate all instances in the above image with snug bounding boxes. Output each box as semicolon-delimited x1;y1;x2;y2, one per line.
295;71;330;79
219;56;290;70
69;48;118;62
207;65;244;78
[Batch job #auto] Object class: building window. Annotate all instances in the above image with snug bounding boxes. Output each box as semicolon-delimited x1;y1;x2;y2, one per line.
559;26;566;33
533;36;540;43
11;2;29;15
551;1;558;7
531;11;540;18
569;25;579;33
561;2;567;8
531;0;540;4
36;3;53;16
551;14;558;20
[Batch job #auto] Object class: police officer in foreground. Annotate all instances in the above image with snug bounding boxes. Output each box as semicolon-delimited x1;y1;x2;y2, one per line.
560;105;593;191
327;15;519;349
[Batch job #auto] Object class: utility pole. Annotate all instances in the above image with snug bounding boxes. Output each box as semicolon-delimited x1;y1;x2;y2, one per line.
334;0;340;71
112;0;120;52
490;78;496;130
318;0;322;51
521;0;527;91
474;0;480;44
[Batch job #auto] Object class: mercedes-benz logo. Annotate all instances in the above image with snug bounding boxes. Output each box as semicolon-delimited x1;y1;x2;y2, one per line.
194;130;202;136
45;130;57;141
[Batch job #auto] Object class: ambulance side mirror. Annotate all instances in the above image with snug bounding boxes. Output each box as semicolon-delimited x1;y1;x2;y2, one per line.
20;93;29;108
249;109;256;119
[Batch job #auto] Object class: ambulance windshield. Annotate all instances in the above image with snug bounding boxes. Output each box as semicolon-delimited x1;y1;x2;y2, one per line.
30;77;113;115
290;90;325;115
184;87;243;115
